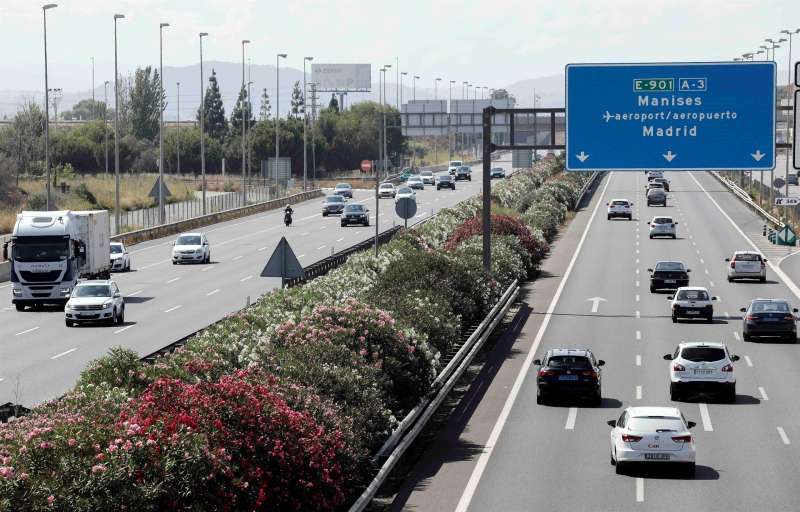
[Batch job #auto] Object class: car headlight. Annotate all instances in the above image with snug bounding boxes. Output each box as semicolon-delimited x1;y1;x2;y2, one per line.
13;288;22;296
60;287;71;295
102;300;113;309
65;302;74;310
195;248;203;253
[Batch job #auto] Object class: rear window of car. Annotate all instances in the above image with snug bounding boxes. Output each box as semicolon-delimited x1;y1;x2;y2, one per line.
680;347;726;362
335;183;350;189
734;253;761;261
397;187;412;194
439;175;452;181
380;184;393;189
626;417;683;432
676;290;709;301
751;301;790;313
344;204;364;212
546;356;591;369
652;218;673;224
611;200;629;206
177;235;201;245
326;195;344;202
655;262;684;271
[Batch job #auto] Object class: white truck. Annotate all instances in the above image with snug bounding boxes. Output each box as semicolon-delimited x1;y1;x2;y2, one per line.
3;210;111;311
448;160;464;175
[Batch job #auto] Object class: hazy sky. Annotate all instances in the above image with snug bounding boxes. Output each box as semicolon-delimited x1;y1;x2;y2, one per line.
0;0;798;93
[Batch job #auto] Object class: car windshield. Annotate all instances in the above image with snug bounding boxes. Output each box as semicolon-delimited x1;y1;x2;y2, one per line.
492;168;503;172
655;262;684;271
380;184;393;189
459;167;470;171
72;285;111;298
611;200;629;206
439;176;452;181
546;356;591;369
397;187;412;194
626;417;683;432
649;183;664;188
751;301;790;313
335;184;350;189
326;195;344;203
680;347;726;362
110;245;123;254
421;171;433;176
676;289;709;301
177;235;201;245
652;218;673;224
344;204;364;212
735;253;761;261
450;161;462;166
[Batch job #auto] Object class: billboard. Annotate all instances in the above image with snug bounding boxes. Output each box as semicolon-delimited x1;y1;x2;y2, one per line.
312;64;371;92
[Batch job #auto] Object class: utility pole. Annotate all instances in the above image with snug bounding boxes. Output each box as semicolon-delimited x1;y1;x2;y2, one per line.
176;81;181;175
199;32;208;214
91;56;95;119
113;13;124;233
241;39;250;206
158;22;170;224
104;81;109;174
303;56;313;189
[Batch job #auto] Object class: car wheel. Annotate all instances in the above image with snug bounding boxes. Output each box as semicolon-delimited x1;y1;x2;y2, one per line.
726;385;736;403
615;461;626;475
592;389;602;406
15;303;24;312
364;221;370;227
727;276;733;283
118;306;125;325
672;235;677;239
65;320;72;327
628;215;633;220
108;309;117;326
672;315;678;323
607;214;611;220
172;261;177;265
706;314;713;324
610;449;617;466
323;212;328;217
536;390;546;405
685;462;696;478
649;235;654;239
670;383;681;401
340;222;346;227
742;332;751;342
649;286;656;293
760;276;766;283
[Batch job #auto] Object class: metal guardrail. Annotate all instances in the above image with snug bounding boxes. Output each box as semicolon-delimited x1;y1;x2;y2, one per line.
710;171;783;227
574;171;604;210
348;279;520;512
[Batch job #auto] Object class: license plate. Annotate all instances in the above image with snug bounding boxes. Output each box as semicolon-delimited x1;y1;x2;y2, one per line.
558;375;579;381
694;369;713;375
664;279;677;284
762;318;780;322
644;453;670;460
686;310;700;315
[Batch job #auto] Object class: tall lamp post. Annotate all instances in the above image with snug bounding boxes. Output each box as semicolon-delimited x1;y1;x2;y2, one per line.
158;22;170;225
448;80;455;162
176;81;181;175
413;75;419;101
42;3;57;211
90;56;95;119
276;53;287;165
765;38;784;207
104;81;109;175
199;32;208;214
113;13;124;233
303;56;313;190
435;77;441;100
400;71;407;106
240;39;250;205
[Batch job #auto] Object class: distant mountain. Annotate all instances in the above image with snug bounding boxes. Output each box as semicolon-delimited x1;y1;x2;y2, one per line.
504;73;565;108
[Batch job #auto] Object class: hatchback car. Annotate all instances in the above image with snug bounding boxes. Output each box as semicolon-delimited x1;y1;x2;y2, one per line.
646;187;667;207
668;287;717;323
455;166;472;181
664;342;739;402
608;407;696;476
437;175;456;190
607;199;633;220
647;171;664;181
726;251;767;282
340;204;370;227
648;216;677;239
395;186;416;202
740;299;798;342
172;233;210;264
322;195;347;216
490;167;506;179
333;183;353;198
110;242;130;272
420;170;436;185
648;261;690;292
407;176;424;189
652;177;670;191
64;280;124;327
378;183;396;198
533;349;605;405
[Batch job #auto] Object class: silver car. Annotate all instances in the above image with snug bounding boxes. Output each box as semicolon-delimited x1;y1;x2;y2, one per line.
64;280;124;327
648;216;677;239
726;251;767;282
407;176;425;190
646;187;667;207
420;170;436;185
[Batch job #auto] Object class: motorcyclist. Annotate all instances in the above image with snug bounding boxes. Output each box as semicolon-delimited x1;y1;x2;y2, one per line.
284;204;293;226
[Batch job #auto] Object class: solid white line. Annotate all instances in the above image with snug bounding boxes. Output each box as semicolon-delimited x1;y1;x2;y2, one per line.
733;331;740;341
113;325;134;335
636;330;641;340
51;348;77;360
15;326;39;336
635;354;642;366
635;385;642;400
454;172;613;512
565;407;577;430
336;237;344;242
232;255;243;261
166;277;180;283
206;289;220;296
777;427;791;445
699;403;713;431
297;253;305;258
744;355;753;367
240;275;253;282
258;246;268;251
636;478;644;502
163;305;182;313
758;386;769;400
126;290;142;297
316;245;326;250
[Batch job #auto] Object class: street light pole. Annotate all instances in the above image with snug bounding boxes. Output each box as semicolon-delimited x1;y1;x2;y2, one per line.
176;81;180;175
303;56;313;190
113;13;124;234
199;32;208;214
91;56;95;119
413;75;419;101
435;78;441;100
240;39;250;205
104;81;109;175
276;53;287;166
158;22;169;225
42;3;57;211
448;80;455;162
400;71;407;106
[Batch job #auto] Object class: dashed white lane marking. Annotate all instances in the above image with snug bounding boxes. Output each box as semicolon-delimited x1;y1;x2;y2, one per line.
113;325;135;335
636;268;640;275
696;249;701;255
138;258;170;270
704;269;710;275
15;327;39;336
635;249;640;254
636;311;641;319
240;275;253;282
758;387;769;400
336;237;344;242
301;232;310;236
692;241;697;246
699;403;714;431
636;354;642;366
700;258;705;264
733;331;740;341
316;245;326;250
777;427;791;445
636;258;640;264
636;280;640;287
635;385;642;400
0;283;11;289
565;407;577;430
709;280;715;287
207;289;221;297
635;294;640;302
635;330;642;340
0;378;4;383
51;348;77;360
258;246;268;251
744;355;753;367
126;290;142;297
636;241;640;246
166;277;180;283
232;255;243;261
354;231;361;235
636;478;644;503
297;254;305;258
163;305;182;313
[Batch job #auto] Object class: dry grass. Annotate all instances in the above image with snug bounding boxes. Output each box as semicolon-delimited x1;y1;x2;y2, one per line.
0;209;17;235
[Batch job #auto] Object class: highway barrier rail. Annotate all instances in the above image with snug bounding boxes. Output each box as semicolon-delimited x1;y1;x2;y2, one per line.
348;279;520;512
710;171;783;227
575;170;604;210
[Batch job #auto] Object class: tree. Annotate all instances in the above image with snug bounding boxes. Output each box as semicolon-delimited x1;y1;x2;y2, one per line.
129;66;165;141
61;99;108;121
198;69;227;140
259;88;272;121
230;86;254;132
3;101;46;175
328;94;339;113
290;81;303;118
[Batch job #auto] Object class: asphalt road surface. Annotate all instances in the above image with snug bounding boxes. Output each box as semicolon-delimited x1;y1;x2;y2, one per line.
0;162;505;407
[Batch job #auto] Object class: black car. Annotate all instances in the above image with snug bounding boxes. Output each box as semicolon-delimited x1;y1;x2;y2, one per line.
322;195;346;216
437;175;456;190
533;349;605;405
455;166;472;181
340;204;370;227
648;261;690;292
741;299;798;342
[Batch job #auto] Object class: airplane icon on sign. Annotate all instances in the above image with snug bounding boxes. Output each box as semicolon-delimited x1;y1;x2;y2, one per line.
603;111;612;122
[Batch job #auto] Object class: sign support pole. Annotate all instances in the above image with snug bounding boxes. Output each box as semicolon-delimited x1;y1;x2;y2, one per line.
482;107;494;272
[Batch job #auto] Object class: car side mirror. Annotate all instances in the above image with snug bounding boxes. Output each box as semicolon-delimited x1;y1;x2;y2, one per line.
366;209;370;212
113;293;121;298
663;354;673;360
630;202;634;205
647;268;653;272
597;360;605;366
674;222;679;225
686;269;692;272
712;297;718;301
607;420;617;428
740;307;747;312
731;355;740;362
687;421;696;429
725;258;730;262
606;203;609;206
763;258;768;262
794;308;799;313
533;359;542;365
667;296;674;300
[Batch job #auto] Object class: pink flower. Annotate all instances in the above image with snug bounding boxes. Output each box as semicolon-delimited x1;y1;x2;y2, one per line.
67;438;77;447
47;495;55;505
0;467;14;479
91;464;107;474
39;442;52;450
19;472;28;481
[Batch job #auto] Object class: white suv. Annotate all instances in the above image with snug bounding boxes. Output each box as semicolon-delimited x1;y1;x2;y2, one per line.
378;183;396;198
668;286;717;323
172;233;211;264
648;216;678;239
726;251;767;282
664;342;739;402
607;199;633;220
65;280;125;327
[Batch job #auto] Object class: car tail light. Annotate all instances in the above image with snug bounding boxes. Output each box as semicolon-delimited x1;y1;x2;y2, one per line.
581;370;598;380
730;261;736;269
671;435;692;443
673;363;686;372
746;314;757;321
721;364;734;372
622;434;642;443
538;369;556;377
784;315;796;321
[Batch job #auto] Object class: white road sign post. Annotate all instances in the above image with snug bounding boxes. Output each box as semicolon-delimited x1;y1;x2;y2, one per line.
775;197;800;206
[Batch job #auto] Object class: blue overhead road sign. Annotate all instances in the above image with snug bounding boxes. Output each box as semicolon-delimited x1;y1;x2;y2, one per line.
566;62;775;171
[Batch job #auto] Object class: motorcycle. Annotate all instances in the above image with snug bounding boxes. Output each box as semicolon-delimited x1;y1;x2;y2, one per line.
284;211;292;227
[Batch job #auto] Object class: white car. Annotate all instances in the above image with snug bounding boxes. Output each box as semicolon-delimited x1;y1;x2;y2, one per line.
647;170;664;181
664;342;739;402
64;280;125;327
172;232;211;264
448;160;463;175
109;242;130;272
607;199;633;220
608;406;696;476
668;286;717;323
378;183;396;198
726;251;767;282
406;176;424;190
395;186;416;202
420;170;436;185
648;216;677;239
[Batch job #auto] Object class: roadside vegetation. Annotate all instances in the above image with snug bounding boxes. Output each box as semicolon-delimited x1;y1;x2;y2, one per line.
0;156;588;511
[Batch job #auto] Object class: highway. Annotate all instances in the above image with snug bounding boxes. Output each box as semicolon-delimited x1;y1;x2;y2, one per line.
394;170;800;512
0;162;502;407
